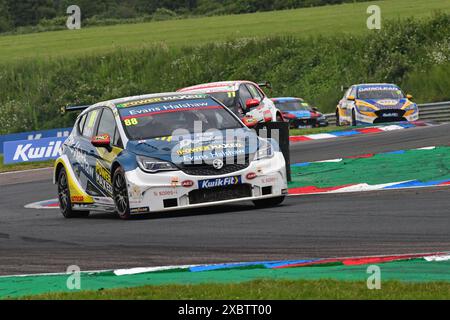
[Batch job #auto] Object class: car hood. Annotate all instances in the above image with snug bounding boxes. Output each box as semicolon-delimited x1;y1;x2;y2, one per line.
283;110;311;118
126;129;260;165
357;98;411;110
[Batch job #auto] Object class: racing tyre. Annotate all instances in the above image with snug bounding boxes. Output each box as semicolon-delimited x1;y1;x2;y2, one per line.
57;168;89;218
276;113;284;122
351;110;357;126
253;196;285;208
335;110;340;126
113;167;131;220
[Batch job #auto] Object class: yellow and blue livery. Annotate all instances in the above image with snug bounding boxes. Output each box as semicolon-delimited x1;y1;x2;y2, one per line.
54;93;287;219
336;84;419;126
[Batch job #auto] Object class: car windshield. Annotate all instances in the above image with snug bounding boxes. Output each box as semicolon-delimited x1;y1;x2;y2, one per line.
208;92;237;108
118;97;243;140
274;100;312;111
357;87;404;100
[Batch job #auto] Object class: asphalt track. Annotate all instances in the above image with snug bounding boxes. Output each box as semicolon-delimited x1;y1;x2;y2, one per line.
0;124;449;275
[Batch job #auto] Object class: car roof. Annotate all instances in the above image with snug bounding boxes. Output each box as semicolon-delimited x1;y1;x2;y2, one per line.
354;83;399;88
85;92;207;110
177;80;258;93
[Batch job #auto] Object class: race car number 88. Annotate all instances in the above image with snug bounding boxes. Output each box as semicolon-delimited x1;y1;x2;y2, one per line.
124;118;138;126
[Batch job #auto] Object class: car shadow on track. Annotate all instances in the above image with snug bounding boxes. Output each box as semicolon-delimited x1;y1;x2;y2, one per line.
85;202;275;221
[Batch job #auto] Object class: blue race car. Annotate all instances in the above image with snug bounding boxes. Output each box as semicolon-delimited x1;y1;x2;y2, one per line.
54;92;288;219
336;83;419;126
271;97;328;128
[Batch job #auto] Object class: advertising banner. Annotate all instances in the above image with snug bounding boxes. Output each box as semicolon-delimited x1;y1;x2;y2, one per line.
3;137;67;164
0;128;71;154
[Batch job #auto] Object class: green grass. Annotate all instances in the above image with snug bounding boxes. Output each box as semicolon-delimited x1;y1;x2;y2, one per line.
20;279;450;300
0;155;53;173
0;0;449;63
0;3;448;135
403;62;450;103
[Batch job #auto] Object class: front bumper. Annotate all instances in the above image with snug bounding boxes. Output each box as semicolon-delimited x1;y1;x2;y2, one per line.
356;109;419;124
124;152;287;214
289;118;329;128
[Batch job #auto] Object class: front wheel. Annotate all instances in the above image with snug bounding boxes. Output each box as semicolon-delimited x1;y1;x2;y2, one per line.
335;109;340;126
253;196;285;208
113;167;131;219
57;168;89;218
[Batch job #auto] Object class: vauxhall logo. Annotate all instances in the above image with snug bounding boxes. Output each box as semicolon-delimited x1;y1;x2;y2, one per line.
212;158;224;170
13;140;63;162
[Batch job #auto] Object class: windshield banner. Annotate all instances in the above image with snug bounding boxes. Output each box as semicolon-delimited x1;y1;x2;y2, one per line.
119;99;219;119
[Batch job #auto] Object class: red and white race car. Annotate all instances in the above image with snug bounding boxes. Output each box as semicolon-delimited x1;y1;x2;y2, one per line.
178;81;283;127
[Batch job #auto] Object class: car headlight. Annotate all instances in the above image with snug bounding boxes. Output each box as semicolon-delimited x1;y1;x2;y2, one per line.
254;139;274;161
357;105;376;113
137;156;178;173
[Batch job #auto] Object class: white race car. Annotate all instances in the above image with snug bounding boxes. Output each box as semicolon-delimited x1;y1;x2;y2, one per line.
54;92;288;219
178;81;284;127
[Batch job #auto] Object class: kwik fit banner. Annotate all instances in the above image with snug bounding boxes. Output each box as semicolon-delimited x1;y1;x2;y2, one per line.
3;137;67;164
0;127;71;154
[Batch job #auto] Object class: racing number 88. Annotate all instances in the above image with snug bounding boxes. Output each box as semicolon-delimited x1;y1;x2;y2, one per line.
124;118;138;126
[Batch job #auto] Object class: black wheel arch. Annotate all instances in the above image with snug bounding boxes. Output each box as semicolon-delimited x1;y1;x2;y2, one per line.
54;162;65;184
111;161;122;177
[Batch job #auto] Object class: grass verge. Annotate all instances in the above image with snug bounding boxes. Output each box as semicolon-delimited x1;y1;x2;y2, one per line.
0;155;53;173
0;0;449;63
1;8;449;134
20;279;450;300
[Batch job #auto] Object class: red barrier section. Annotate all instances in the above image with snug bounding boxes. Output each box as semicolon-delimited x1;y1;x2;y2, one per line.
347;153;374;159
355;128;383;134
289;136;312;142
288;184;355;195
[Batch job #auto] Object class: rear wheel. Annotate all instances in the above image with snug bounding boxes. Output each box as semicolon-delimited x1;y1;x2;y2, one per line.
276;112;283;122
253;196;285;208
57;168;89;218
113;167;131;220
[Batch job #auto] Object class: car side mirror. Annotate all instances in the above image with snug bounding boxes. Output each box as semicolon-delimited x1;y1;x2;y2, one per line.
241;116;258;128
92;134;112;152
246;98;260;109
406;94;413;100
347;95;356;101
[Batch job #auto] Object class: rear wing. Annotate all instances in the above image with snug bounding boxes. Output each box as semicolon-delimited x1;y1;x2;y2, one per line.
257;81;272;90
341;85;350;92
61;105;90;114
